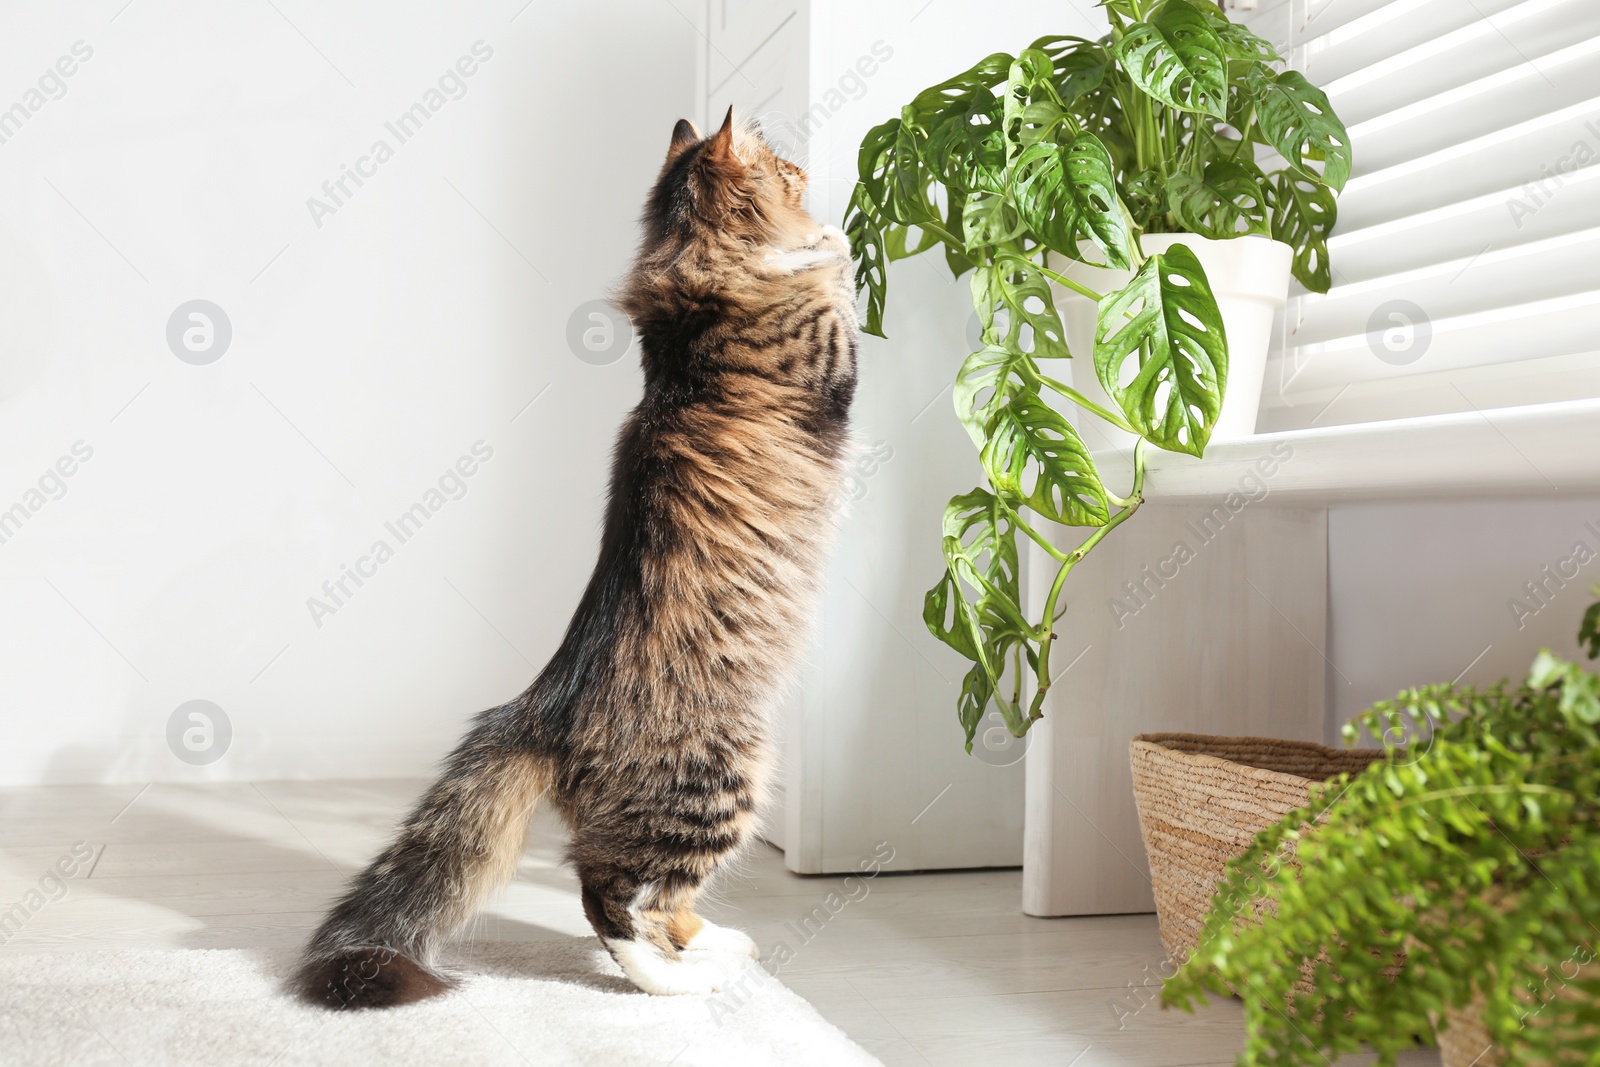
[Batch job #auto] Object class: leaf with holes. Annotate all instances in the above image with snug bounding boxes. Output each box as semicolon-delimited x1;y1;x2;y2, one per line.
908;51;1013;126
953;344;1032;449
1013;135;1132;268
1248;65;1351;192
941;492;1030;645
1167;161;1271;239
971;258;1070;362
923;82;1006;189
1121;167;1168;232
1002;49;1070;162
1191;1;1283;63
1114;0;1228;119
925;489;1030;658
1265;169;1338;293
961;631;1036;746
882;218;943;262
924;567;983;663
891;108;938;222
856;115;935;229
981;391;1110;526
1094;243;1228;456
956;661;996;749
844;184;888;337
855;117;899;215
962;188;1026;251
1028;35;1110;105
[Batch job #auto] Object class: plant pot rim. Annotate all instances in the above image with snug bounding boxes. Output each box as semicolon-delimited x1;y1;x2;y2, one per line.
1047;235;1294;307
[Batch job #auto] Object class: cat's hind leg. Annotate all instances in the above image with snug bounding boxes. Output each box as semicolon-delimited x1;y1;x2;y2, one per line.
294;726;551;1009
670;910;759;958
582;870;731;995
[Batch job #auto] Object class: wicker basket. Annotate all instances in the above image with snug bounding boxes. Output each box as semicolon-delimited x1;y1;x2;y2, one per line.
1435;962;1600;1066
1129;732;1387;966
1437;1006;1496;1067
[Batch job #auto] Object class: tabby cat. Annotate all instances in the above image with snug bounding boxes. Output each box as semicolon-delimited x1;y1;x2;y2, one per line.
295;108;858;1007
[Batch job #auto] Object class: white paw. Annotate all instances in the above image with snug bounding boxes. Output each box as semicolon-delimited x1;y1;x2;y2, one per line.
764;247;823;273
817;224;850;255
607;938;725;996
686;920;759;959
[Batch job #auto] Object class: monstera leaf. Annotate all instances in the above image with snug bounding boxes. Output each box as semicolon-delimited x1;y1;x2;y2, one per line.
1012;135;1132;268
1265;170;1338;293
855;115;935;228
1028;35;1110;105
1167;161;1271;239
953;344;1031;447
924;489;1028;654
963;189;1026;250
908;51;1013;122
955;661;998;747
922;82;1006;189
843;186;888;337
1002;49;1073;159
923;488;1037;741
941;489;1027;631
1248;64;1352;192
971;258;1070;361
980;392;1110;526
1095;243;1228;455
1115;0;1228;119
1194;2;1283;63
844;186;888;337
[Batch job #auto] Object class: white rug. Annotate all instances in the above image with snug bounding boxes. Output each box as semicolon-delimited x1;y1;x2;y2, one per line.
0;940;882;1067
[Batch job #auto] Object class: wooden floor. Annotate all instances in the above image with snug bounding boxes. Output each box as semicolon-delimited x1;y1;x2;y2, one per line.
0;780;1440;1066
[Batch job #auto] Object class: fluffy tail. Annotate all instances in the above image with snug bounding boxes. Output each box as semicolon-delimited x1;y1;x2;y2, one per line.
294;728;551;1009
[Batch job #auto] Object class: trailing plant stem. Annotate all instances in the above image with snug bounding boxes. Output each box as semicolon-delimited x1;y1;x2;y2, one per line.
1011;509;1072;564
1034;372;1136;433
1026;259;1105;303
1026;439;1147;722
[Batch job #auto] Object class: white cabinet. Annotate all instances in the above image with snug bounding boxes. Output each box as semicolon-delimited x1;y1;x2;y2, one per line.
1025;403;1600;915
693;0;1110;873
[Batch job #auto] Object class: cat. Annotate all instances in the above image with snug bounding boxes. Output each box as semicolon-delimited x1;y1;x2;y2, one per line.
295;108;858;1007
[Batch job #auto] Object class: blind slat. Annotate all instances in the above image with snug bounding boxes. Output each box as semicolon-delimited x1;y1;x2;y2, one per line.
1234;0;1600;430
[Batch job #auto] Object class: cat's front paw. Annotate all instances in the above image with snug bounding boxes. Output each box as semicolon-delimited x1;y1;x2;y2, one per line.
686;920;759;959
608;938;726;996
815;224;850;257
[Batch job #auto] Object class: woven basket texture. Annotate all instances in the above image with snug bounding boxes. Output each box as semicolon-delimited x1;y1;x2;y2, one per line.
1129;732;1385;965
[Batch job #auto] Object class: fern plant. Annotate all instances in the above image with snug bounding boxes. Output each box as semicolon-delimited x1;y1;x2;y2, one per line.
1163;589;1600;1065
844;0;1349;750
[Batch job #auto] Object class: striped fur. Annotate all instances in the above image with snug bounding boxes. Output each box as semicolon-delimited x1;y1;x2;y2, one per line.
295;109;857;1006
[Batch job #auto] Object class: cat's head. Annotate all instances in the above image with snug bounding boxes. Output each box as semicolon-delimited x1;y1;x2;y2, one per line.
642;108;814;245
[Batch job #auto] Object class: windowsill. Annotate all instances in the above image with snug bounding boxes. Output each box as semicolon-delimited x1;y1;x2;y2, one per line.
1090;397;1600;505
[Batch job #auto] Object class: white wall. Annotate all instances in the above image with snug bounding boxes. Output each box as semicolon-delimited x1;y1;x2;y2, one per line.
1327;498;1600;741
0;0;699;784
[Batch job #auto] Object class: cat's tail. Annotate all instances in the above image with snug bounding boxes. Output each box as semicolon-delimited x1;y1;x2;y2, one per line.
293;717;553;1009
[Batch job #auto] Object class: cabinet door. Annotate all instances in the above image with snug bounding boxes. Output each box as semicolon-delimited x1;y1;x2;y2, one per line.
704;0;805;149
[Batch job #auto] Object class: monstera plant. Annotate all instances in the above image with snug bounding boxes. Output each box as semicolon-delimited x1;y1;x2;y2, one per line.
844;0;1349;750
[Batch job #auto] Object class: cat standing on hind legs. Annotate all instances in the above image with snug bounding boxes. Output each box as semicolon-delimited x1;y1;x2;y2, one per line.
295;107;858;1007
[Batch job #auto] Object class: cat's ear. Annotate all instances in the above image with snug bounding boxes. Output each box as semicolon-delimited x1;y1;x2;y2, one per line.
706;106;737;165
666;118;699;163
670;119;699;148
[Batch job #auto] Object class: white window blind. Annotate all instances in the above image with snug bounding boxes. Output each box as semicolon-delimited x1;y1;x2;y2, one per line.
1236;0;1600;431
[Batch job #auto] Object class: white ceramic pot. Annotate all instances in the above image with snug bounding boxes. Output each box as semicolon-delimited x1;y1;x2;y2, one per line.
1047;233;1292;451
